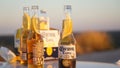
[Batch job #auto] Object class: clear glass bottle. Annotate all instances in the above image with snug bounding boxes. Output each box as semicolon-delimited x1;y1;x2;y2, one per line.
20;7;31;65
30;5;44;68
59;5;76;68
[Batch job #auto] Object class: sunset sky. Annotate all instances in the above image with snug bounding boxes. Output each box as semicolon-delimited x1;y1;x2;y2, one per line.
0;0;120;35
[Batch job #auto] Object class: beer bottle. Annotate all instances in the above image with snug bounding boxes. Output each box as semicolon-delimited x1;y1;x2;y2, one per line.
30;5;44;68
14;28;22;61
39;9;55;60
59;5;76;68
20;7;31;65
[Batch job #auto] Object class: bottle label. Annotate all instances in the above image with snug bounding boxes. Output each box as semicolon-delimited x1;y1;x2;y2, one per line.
40;30;60;47
33;41;44;65
59;45;76;59
40;30;60;59
15;39;20;48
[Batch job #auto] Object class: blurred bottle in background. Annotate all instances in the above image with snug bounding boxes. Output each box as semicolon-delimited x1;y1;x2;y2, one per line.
14;28;22;61
39;9;60;60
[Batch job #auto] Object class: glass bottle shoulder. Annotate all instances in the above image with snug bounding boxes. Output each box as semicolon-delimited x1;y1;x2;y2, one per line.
60;33;76;45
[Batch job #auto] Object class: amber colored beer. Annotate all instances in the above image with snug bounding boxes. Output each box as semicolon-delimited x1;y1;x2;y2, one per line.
27;38;35;64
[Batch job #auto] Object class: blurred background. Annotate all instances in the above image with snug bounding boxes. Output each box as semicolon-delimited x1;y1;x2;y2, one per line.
0;0;120;63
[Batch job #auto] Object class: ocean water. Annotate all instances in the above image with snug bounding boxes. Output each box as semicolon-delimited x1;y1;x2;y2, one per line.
107;31;120;48
0;31;120;52
0;35;14;52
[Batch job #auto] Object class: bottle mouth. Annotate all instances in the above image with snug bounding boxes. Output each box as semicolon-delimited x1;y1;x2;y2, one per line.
40;9;47;14
31;5;39;10
64;5;72;13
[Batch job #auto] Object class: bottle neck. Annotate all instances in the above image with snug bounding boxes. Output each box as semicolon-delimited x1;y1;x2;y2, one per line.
31;6;39;17
23;7;30;15
62;5;73;39
40;10;47;18
39;10;49;30
22;7;31;30
64;5;72;20
31;6;44;35
64;12;71;20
